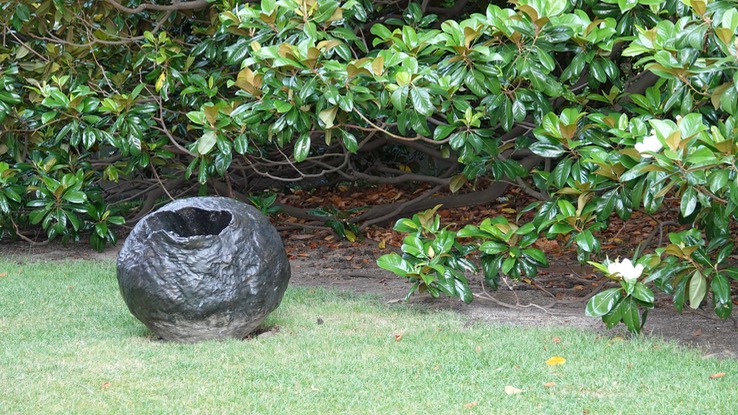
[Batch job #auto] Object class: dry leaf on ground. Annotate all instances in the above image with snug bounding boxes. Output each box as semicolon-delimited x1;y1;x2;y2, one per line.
504;385;523;395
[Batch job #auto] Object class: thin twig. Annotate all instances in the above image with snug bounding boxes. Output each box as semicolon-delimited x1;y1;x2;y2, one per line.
150;164;174;201
353;108;449;145
10;219;50;246
473;278;559;314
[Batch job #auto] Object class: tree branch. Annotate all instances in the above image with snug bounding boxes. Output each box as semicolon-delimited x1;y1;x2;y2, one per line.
102;0;210;14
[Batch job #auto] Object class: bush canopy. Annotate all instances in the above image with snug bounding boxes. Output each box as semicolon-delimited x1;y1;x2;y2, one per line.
2;0;738;331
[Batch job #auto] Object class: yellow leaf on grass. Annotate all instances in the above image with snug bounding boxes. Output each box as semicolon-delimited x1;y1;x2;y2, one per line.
543;381;556;388
504;385;523;395
546;356;566;366
463;401;478;409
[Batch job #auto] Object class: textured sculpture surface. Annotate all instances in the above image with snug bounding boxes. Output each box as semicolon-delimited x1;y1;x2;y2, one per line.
117;197;290;342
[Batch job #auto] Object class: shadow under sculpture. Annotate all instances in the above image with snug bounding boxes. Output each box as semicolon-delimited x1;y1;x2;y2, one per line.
116;197;291;342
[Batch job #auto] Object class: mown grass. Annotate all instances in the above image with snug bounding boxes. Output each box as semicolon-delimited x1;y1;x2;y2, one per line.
1;259;736;414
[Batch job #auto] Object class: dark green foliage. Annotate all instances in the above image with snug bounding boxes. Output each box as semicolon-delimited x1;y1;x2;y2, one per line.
2;0;738;332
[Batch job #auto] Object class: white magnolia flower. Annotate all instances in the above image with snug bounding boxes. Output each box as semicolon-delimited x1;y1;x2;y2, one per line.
634;134;663;158
607;258;643;283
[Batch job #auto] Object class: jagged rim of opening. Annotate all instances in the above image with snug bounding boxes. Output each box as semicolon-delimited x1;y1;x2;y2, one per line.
147;207;233;238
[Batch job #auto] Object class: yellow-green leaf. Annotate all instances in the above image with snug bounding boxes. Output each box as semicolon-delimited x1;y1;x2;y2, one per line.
449;174;467;193
197;131;217;155
319;107;338;129
155;71;166;92
546;356;566;366
688;270;707;309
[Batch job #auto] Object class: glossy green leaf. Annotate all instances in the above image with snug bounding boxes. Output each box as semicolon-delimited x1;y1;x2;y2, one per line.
433;124;456;141
391;86;408;109
454;276;473;304
621;297;642;333
511;100;526;122
293;134;311;162
342;131;358;153
481;255;501;290
501;256;516;275
602;304;623;329
711;272;732;319
548;223;575;234
434;230;456;254
707;169;729;193
393;218;420;233
585;288;622;317
410;87;434;116
401;234;425;258
233;135;249;155
680;187;698;218
377;253;412;277
688;270;707;309
530;142;566;158
550;158;572;188
631;282;655;304
480;241;509;255
62;191;87;204
522;248;548;267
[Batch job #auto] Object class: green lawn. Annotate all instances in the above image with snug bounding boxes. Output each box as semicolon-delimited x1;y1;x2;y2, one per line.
1;259;736;414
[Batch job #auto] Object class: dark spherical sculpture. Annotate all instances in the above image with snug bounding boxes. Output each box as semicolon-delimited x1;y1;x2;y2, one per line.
116;197;290;342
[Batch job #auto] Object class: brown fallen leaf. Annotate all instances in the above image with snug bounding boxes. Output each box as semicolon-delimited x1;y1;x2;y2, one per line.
0;272;8;278
543;382;556;388
394;333;403;342
463;401;478;409
546;356;566;366
290;234;316;240
100;382;112;389
534;239;560;251
709;372;726;379
504;385;523;395
552;337;561;344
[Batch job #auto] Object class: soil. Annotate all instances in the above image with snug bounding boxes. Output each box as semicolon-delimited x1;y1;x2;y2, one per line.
2;236;736;359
